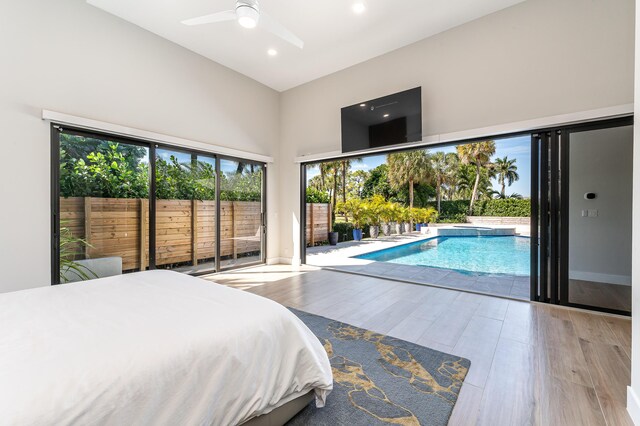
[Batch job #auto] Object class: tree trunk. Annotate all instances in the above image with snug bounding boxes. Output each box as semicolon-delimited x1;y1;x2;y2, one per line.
332;167;338;223
409;179;414;227
469;164;481;215
409;178;414;210
342;161;347;221
436;180;441;213
501;182;506;198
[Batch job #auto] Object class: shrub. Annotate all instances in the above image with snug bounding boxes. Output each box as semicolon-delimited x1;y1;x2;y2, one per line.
335;199;367;229
426;200;468;222
428;199;530;221
473;198;531;217
306;187;330;203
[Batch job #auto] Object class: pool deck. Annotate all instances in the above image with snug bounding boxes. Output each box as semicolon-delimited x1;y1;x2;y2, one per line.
306;225;530;300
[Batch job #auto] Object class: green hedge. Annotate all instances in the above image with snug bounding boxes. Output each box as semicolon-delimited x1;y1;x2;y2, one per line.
473;198;531;217
428;199;530;221
426;200;468;220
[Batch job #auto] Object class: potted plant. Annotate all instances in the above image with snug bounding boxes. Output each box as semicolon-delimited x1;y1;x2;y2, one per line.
328;225;339;245
410;208;422;231
364;195;385;239
400;207;412;233
391;204;403;234
423;206;437;227
336;199;366;241
379;201;395;237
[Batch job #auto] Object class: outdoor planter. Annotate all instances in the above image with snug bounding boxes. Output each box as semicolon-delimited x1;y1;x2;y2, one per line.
382;223;392;236
352;229;363;241
369;225;380;239
328;231;339;246
416;223;422;232
395;223;403;234
403;222;412;233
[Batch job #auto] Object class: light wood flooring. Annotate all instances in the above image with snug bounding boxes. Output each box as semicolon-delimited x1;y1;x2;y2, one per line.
204;265;632;426
569;279;632;313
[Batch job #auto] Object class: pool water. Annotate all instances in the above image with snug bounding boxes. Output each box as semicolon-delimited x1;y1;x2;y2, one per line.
356;236;530;276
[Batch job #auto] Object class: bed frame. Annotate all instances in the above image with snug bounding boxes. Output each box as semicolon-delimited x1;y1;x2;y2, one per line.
240;391;313;426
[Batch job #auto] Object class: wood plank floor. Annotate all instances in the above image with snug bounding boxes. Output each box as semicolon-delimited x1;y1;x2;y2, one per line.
204;265;632;426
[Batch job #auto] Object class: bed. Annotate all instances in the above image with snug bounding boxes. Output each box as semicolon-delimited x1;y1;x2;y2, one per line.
0;270;333;425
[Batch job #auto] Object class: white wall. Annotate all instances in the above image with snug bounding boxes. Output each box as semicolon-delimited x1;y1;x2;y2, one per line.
278;0;635;263
0;0;280;292
628;0;640;422
568;126;633;286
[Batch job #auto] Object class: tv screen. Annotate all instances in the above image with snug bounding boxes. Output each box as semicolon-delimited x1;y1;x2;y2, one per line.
341;87;422;153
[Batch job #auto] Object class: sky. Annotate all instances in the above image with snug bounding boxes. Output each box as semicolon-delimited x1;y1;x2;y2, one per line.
156;148;250;175
306;134;532;197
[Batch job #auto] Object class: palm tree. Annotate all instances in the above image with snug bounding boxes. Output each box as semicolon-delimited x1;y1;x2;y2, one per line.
494;156;520;198
339;158;362;220
430;152;458;213
456;141;496;214
387;150;431;213
319;162;333;191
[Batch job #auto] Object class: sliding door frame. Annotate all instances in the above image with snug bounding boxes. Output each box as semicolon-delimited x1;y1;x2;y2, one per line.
217;154;268;272
51;125;267;283
532;116;633;315
300;115;633;313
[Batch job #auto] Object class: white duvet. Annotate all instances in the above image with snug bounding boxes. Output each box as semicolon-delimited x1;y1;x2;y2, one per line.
0;270;333;426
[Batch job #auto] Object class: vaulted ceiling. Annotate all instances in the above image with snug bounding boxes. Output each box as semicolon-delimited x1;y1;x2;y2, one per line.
88;0;525;91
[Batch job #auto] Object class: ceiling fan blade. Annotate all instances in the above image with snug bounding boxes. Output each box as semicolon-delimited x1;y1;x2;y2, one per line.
181;10;236;26
260;12;304;49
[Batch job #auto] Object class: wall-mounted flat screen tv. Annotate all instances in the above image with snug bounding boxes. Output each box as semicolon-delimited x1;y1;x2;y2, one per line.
341;87;422;154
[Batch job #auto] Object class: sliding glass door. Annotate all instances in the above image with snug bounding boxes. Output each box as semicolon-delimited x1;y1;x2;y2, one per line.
531;117;633;314
562;124;633;313
154;148;217;274
219;159;265;269
52;127;266;283
55;129;150;283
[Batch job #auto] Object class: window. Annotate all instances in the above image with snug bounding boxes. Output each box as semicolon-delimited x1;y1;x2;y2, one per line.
52;126;266;283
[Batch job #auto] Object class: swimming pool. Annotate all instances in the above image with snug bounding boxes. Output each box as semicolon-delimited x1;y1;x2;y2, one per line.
355;236;530;276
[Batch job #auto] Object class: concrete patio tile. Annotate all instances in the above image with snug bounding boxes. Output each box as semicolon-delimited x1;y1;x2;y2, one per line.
510;281;530;299
436;278;475;291
471;280;514;297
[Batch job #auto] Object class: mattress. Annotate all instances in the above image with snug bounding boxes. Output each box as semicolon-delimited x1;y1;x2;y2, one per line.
0;270;333;425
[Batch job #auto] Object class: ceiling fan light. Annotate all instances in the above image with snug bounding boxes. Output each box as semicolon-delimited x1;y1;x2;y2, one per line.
237;5;259;28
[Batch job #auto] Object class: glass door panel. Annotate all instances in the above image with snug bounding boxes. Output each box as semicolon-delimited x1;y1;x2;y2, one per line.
57;131;150;283
564;125;632;313
154;148;217;274
219;159;264;269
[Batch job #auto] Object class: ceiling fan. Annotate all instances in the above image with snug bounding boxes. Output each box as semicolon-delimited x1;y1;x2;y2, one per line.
181;0;304;49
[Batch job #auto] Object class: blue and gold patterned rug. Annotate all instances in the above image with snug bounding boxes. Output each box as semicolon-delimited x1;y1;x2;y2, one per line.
288;309;471;426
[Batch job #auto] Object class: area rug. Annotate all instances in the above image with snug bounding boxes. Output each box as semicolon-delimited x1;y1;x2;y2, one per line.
287;309;471;426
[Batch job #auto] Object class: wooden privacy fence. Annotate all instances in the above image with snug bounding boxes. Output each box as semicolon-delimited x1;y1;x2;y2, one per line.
60;197;262;271
305;203;331;246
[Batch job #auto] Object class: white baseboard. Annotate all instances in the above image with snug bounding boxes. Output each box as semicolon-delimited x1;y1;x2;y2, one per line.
569;270;631;286
266;257;300;265
627;386;640;425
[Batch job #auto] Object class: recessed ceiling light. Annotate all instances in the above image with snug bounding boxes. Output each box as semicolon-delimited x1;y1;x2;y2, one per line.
267;49;278;56
352;3;366;14
360;103;366;107
383;113;390;118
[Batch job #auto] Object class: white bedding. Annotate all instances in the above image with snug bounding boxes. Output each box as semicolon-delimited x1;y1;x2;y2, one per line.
0;270;333;425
